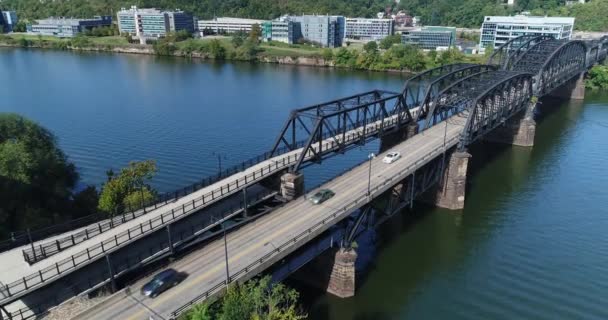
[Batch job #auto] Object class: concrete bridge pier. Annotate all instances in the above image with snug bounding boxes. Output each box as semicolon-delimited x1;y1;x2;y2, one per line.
430;150;471;210
280;172;304;201
484;103;537;147
380;123;419;152
327;248;357;298
549;72;586;100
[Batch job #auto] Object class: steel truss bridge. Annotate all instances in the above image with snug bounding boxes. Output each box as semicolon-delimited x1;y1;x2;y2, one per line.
0;35;606;320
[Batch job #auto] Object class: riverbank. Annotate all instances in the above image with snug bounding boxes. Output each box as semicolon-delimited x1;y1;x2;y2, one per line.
0;34;484;73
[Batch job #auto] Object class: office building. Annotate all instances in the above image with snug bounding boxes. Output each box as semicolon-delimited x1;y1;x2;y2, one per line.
198;17;265;35
345;18;393;41
479;15;575;52
27;16;112;38
1;11;18;32
117;6;194;40
289;15;345;48
262;19;295;44
401;26;456;50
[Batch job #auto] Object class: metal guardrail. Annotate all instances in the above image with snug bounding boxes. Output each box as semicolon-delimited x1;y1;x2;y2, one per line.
18;143;305;264
170;134;461;318
0;113;406;303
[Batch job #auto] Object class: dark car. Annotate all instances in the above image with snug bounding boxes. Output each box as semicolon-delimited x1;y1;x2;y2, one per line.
141;269;180;298
309;189;335;205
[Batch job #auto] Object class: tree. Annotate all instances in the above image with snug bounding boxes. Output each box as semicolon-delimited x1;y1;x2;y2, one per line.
0;113;89;237
185;276;306;320
379;34;401;50
363;41;378;54
249;24;262;43
209;39;227;59
231;32;246;47
98;160;157;217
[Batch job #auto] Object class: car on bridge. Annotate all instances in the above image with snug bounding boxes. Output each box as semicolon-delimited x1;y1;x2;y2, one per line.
141;268;184;298
383;151;401;164
309;189;335;205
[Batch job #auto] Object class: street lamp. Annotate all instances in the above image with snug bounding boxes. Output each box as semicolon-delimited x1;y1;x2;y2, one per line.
222;221;230;285
367;152;376;196
212;152;227;175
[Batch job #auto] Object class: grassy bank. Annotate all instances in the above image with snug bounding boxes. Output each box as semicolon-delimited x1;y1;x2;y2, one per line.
0;33;486;72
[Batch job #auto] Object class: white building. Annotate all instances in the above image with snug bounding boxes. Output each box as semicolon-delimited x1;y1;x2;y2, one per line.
345;18;393;41
479;15;575;52
198;17;265;36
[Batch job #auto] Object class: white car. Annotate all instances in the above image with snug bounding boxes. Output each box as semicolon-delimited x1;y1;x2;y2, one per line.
382;151;401;164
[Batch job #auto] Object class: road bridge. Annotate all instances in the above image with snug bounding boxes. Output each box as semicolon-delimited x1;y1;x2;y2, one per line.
0;35;606;320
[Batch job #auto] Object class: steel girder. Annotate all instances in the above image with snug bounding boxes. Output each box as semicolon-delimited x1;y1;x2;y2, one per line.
401;63;475;109
459;73;534;148
536;40;588;96
269;90;413;172
511;38;565;74
413;64;497;123
488;35;553;69
501;36;555;71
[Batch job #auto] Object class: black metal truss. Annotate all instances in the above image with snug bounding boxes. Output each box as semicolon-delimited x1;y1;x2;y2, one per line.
269;90;415;172
488;35;554;69
400;63;476;109
413;64;497;123
459;73;534;148
343;154;445;247
536;41;588;96
511;39;566;74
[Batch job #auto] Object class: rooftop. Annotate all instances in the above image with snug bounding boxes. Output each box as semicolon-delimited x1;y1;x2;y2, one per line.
484;15;575;25
198;17;266;24
35;17;109;26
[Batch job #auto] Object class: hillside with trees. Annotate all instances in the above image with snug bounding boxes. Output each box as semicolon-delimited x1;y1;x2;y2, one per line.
1;0;607;31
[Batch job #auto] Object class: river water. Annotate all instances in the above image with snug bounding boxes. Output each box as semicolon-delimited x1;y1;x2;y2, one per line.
1;49;608;319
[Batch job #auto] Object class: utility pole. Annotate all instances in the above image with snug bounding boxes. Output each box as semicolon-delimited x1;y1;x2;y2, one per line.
367;153;375;196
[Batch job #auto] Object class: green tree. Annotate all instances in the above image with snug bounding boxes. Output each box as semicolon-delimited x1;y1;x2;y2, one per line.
231;32;246;48
379;34;401;50
363;41;378;54
321;48;333;61
98;160;157;217
0;114;89;237
209;39;227;59
586;64;608;90
249;24;262;43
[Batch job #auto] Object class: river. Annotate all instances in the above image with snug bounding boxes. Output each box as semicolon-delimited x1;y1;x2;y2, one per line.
1;49;608;319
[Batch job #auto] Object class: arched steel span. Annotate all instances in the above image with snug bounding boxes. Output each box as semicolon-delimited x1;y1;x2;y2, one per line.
501;36;555;71
412;64;497;123
400;63;475;108
510;38;566;74
536;40;588;96
487;35;552;68
460;73;534;148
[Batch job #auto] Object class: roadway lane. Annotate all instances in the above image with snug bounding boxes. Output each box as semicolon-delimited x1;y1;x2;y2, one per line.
83;114;467;320
0;107;417;307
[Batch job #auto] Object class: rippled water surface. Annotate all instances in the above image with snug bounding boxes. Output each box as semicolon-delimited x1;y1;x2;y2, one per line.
2;49;608;319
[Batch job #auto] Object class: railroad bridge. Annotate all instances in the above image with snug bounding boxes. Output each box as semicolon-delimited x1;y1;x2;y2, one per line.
0;35;606;320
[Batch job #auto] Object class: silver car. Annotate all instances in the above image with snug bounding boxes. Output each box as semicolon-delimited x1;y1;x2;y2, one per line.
309;189;335;204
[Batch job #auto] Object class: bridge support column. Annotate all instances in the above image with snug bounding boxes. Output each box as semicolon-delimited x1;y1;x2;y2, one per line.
380;123;419;152
484;106;536;147
550;72;586;100
280;172;304;201
327;248;357;298
433;151;471;210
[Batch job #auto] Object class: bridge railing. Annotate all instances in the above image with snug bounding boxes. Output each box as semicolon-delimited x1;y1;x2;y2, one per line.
169;133;461;319
18;143;304;264
0;111;408;302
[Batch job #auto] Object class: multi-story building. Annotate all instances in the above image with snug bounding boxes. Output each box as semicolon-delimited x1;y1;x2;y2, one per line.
401;26;456;50
197;17;265;36
117;6;194;41
27;16;112;37
479;15;575;52
262;19;295;44
345;18;393;41
1;11;18;32
289;15;345;48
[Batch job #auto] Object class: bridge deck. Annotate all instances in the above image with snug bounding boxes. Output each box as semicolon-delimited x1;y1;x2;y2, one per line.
83;114;467;320
0;106;415;306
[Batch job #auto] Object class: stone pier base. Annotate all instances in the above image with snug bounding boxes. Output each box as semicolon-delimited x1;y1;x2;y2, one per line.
433;151;471;210
280;172;304;201
327;248;357;298
380;123;419;152
485;117;536;147
549;72;586;100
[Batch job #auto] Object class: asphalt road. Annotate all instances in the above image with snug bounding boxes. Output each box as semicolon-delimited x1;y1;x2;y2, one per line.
83;114;466;320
